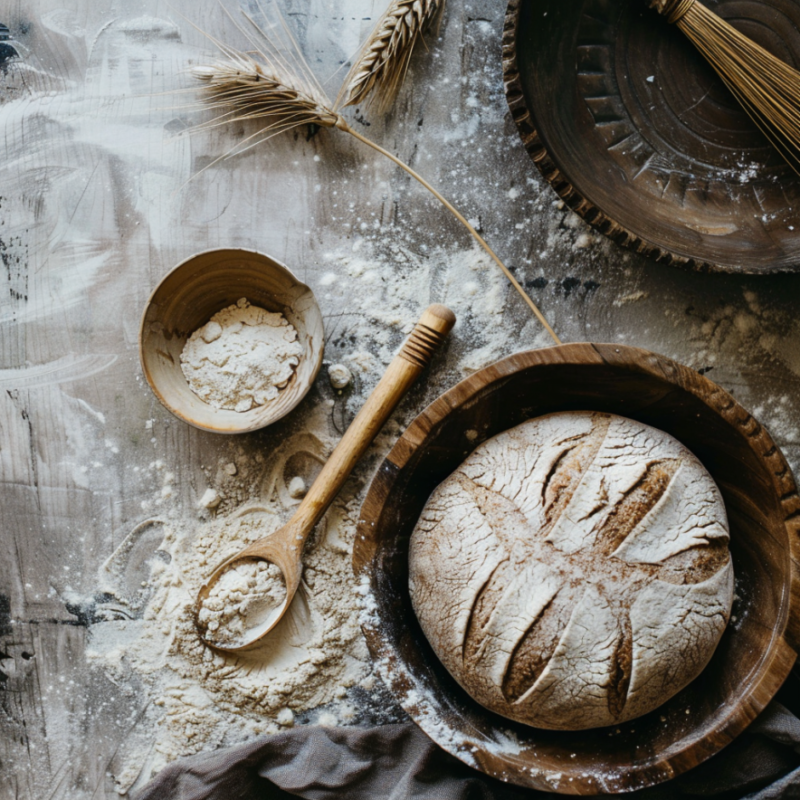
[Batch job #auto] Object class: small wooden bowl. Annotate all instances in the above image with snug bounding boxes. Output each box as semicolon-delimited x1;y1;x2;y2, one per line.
139;248;324;434
354;343;800;794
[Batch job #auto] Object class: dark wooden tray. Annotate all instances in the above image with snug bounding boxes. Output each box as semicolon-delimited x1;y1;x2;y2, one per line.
502;0;800;273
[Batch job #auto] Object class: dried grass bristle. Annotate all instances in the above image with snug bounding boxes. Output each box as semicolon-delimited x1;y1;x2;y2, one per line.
652;0;800;175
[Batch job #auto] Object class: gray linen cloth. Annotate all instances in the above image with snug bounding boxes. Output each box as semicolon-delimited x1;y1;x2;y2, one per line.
134;681;800;800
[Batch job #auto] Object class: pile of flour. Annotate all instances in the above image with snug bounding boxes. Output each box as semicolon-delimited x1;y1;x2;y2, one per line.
88;492;375;794
181;298;303;412
89;241;558;794
197;559;287;647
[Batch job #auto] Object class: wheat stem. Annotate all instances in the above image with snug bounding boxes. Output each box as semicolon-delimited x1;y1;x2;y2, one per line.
187;3;560;344
343;124;561;344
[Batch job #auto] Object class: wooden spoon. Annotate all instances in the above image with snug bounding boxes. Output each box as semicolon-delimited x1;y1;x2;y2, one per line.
195;304;456;652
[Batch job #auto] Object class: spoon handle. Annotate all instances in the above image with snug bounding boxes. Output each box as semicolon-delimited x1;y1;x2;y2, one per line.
292;304;456;535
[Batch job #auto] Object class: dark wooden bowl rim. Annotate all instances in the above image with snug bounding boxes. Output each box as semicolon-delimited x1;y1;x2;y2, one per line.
354;343;800;795
502;0;800;274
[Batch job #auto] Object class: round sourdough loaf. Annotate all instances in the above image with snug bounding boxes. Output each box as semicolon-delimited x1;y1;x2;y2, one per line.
409;411;734;731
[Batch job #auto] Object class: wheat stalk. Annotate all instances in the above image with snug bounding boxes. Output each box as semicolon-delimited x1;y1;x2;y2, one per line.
336;0;445;114
188;5;560;344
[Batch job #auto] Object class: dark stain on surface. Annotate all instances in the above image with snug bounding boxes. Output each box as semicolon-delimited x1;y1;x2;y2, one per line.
0;595;12;686
561;276;582;297
0;25;18;71
555;277;600;299
0;594;10;638
64;593;119;627
583;279;600;295
0;198;30;307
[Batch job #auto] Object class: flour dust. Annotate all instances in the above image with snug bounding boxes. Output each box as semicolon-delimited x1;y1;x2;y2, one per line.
88;238;564;795
197;558;287;648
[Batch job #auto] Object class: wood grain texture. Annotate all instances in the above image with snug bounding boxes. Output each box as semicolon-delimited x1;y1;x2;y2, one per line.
2;0;800;798
354;343;800;794
503;0;800;274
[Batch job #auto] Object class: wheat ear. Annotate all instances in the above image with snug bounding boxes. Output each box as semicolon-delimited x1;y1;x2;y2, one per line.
194;55;344;132
189;11;560;344
336;0;446;114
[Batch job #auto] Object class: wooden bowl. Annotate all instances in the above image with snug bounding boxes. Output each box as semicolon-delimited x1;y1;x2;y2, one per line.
502;0;800;273
139;248;324;434
354;343;800;794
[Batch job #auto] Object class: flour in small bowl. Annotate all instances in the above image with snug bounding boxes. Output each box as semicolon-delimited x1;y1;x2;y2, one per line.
198;558;287;647
181;298;303;412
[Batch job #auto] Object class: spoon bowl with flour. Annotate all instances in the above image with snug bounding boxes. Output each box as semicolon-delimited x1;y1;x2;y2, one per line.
197;557;289;648
195;304;456;652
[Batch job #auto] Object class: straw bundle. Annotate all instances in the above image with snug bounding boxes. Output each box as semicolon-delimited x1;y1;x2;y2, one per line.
652;0;800;174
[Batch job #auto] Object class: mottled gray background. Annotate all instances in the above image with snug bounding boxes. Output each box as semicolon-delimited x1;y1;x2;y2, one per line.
1;1;799;798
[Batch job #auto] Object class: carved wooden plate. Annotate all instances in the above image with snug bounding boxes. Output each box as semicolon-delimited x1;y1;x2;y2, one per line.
502;0;800;273
354;344;800;794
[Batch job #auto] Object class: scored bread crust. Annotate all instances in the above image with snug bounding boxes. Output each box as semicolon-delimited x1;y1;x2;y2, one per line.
408;411;734;731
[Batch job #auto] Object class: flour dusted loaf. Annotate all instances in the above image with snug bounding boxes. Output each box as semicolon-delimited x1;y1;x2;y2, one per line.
409;411;734;731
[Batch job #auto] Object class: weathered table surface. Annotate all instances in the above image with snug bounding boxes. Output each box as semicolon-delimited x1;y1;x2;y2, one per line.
2;1;800;798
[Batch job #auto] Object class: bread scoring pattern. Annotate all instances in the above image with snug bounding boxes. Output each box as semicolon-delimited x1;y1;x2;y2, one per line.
409;411;734;730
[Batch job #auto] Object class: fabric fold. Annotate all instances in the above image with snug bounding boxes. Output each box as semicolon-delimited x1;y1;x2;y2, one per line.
133;686;800;800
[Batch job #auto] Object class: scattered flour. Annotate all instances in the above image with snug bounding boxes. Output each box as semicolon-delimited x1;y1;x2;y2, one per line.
88;443;376;794
198;488;222;509
197;559;287;647
660;287;800;457
287;476;307;498
276;707;295;727
180;298;303;412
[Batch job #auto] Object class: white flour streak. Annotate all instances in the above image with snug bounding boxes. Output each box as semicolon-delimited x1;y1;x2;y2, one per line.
0;15;190;328
0;354;117;389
